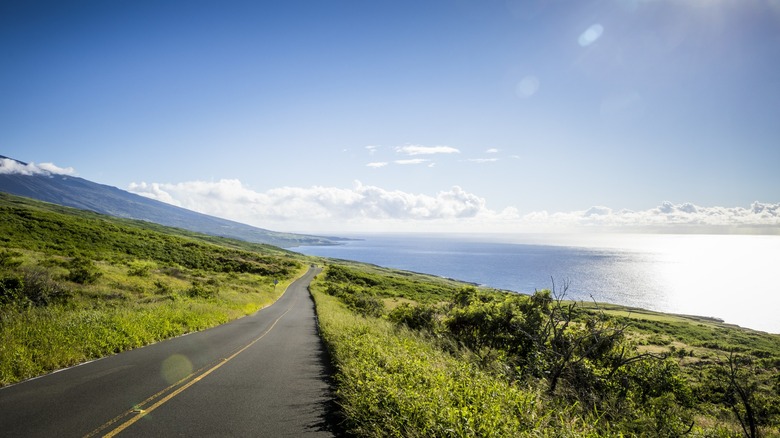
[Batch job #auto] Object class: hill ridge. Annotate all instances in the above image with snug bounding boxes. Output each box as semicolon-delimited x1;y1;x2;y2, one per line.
0;155;341;247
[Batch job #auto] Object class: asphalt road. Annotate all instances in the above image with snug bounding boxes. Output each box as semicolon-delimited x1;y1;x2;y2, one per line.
0;266;337;437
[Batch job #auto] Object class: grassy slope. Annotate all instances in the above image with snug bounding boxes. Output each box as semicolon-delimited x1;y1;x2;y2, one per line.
310;275;616;437
311;262;780;437
580;302;780;358
0;192;307;385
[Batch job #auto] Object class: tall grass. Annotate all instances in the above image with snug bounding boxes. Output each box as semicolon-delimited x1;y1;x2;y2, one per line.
310;280;604;437
0;193;309;386
0;267;305;386
312;264;780;437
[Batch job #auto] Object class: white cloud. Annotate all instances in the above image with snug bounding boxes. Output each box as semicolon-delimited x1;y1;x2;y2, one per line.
521;201;780;231
396;145;460;155
127;182;182;205
127;179;780;234
395;159;430;165
464;158;499;163
583;206;612;217
359;144;463;169
128;179;509;232
0;158;76;176
486;148;500;154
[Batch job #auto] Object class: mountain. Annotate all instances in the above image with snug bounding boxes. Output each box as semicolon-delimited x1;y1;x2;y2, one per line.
0;155;343;247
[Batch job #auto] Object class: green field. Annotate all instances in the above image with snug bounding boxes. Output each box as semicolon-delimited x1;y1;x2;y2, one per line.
2;192;778;436
0;193;305;385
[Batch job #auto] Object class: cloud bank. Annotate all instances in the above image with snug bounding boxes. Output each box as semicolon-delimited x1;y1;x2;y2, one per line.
0;158;76;176
521;201;780;232
127;179;780;234
128;180;498;229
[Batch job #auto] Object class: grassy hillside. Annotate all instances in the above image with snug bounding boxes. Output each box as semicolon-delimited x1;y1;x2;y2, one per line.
311;263;780;437
0;192;306;385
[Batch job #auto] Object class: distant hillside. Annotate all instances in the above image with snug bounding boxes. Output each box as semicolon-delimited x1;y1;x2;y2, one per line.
0;155;343;247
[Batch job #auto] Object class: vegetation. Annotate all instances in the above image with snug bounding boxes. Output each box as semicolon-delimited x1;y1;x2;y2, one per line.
312;282;579;437
0;193;304;385
312;264;780;437
3;191;779;436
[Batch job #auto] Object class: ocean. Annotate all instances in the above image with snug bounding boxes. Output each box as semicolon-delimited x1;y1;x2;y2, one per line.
293;233;780;334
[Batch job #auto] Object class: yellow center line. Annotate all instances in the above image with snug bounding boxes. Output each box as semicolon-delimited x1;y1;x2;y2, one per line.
82;362;213;438
86;299;297;438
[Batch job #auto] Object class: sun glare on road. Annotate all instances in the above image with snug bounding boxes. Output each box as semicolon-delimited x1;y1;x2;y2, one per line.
161;354;193;385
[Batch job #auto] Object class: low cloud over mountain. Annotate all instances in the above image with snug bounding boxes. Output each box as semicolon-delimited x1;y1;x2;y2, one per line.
0;158;75;176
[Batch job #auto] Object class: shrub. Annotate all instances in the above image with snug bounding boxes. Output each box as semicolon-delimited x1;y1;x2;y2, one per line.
1;269;71;307
388;303;440;332
24;268;72;306
324;283;385;317
0;249;23;268
154;280;172;295
128;260;156;277
0;276;25;306
65;257;101;285
186;281;218;299
343;292;385;318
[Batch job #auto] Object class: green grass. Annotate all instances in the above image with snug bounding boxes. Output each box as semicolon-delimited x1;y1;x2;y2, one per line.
312;262;780;437
0;192;306;386
316;263;465;303
581;303;780;359
311;276;606;437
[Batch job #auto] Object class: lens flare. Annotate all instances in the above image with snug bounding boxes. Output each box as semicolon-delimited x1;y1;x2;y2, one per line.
578;24;604;47
515;75;540;98
161;354;193;385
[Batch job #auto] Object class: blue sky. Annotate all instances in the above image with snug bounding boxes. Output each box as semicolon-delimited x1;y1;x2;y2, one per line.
2;0;779;233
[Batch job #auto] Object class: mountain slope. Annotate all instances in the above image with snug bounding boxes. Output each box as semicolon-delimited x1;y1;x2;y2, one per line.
0;155;341;247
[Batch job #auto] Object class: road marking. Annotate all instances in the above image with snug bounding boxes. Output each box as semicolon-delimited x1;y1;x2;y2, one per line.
82;363;213;438
86;299;298;438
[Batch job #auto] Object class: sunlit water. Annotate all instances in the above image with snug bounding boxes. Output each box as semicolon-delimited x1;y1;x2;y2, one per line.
293;233;780;333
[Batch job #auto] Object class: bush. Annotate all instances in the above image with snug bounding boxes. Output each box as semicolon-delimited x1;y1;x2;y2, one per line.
0;276;25;306
324;283;385;317
128;260;156;277
65;257;101;285
1;269;71;307
388;303;439;332
24;268;72;306
0;249;23;268
186;281;218;299
154;280;172;295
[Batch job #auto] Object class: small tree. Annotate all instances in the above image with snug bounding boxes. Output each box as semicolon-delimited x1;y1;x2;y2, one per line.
723;352;760;438
525;279;630;395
